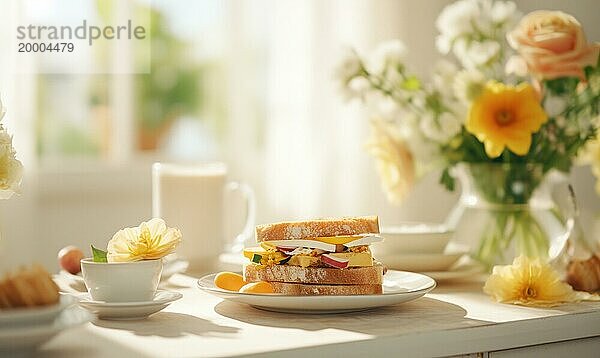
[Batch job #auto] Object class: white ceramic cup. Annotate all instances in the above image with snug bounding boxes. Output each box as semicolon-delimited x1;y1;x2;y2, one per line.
152;162;255;272
81;258;162;302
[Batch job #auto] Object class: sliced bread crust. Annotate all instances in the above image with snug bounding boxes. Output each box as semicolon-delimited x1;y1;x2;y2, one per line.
270;282;382;295
243;262;384;285
255;216;379;242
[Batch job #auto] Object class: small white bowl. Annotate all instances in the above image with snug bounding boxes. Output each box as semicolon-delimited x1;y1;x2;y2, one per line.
371;223;453;256
81;258;162;302
377;252;465;272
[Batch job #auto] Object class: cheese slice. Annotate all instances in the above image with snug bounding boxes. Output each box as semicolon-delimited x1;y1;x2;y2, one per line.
287;255;319;268
312;234;383;245
329;251;373;267
312;235;363;245
344;235;384;247
264;235;383;251
243;247;266;260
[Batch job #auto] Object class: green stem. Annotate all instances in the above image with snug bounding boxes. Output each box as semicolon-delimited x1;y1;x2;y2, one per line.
473;209;550;270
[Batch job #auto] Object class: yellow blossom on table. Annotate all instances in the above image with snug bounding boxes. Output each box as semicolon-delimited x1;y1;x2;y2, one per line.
466;81;547;158
365;119;415;205
107;218;182;262
483;256;600;307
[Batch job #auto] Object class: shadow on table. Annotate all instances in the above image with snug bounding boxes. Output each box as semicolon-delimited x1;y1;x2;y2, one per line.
41;343;154;358
159;280;191;290
215;297;484;336
39;325;156;358
93;312;240;338
431;281;486;293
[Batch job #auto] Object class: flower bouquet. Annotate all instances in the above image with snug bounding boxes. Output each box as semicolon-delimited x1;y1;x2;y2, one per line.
0;97;23;200
0;96;24;250
336;0;600;269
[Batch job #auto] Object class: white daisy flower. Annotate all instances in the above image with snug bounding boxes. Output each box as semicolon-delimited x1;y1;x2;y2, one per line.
369;40;407;74
491;0;518;24
436;0;480;41
346;76;371;97
334;48;363;86
432;60;459;97
453;69;486;104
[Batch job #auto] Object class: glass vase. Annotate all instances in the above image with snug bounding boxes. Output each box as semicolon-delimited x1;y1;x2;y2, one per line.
446;163;577;271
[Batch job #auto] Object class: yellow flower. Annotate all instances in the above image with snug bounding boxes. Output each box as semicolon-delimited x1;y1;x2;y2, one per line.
483;256;600;307
466;81;548;158
365;119;415;205
107;218;182;262
0;102;24;198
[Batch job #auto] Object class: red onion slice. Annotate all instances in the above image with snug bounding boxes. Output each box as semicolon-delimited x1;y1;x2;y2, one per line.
321;254;349;269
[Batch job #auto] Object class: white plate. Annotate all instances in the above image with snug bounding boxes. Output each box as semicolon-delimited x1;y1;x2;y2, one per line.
0;294;76;326
0;305;91;354
378;252;466;272
197;270;436;314
75;290;182;320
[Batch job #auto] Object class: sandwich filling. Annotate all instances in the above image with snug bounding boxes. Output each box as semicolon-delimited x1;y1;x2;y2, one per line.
243;234;383;269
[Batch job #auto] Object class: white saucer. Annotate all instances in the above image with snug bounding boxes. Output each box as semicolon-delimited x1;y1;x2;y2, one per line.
198;270;436;314
54;270;87;294
422;265;486;281
75;290;182;320
378;252;466;272
0;305;91;355
0;294;76;326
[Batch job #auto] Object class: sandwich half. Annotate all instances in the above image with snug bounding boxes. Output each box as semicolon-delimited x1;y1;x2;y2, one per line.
243;216;385;295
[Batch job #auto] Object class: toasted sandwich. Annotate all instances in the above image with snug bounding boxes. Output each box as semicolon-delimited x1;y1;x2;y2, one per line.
243;216;385;295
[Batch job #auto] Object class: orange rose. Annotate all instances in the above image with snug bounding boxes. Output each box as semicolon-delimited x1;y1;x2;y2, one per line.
507;10;600;80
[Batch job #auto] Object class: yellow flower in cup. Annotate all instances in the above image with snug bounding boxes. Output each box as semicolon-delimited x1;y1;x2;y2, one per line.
466;81;547;158
483;256;599;307
107;218;182;262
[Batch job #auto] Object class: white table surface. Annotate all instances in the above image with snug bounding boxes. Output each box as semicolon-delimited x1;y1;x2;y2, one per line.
40;272;600;358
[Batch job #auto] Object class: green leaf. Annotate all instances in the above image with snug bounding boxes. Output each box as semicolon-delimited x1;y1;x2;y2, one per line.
544;77;579;96
584;65;595;80
425;93;443;113
440;167;456;192
91;245;108;263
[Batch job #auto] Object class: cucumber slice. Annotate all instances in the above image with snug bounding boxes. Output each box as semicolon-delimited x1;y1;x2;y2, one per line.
251;254;263;263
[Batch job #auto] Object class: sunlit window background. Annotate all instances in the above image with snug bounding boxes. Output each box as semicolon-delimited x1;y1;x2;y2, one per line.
34;1;230;161
0;0;599;270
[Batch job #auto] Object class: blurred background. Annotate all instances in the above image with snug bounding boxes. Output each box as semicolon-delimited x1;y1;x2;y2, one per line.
0;0;599;270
